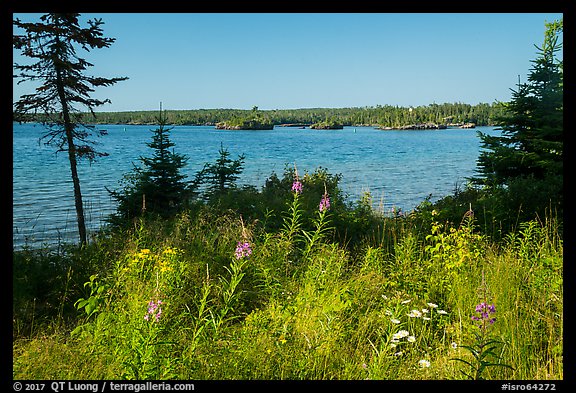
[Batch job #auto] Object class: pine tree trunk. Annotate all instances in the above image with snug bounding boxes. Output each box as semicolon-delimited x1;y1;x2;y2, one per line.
66;129;87;246
55;67;87;246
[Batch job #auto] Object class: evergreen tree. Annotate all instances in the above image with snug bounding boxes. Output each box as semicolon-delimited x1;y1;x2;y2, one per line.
195;143;246;200
472;19;563;218
13;13;127;245
109;106;190;221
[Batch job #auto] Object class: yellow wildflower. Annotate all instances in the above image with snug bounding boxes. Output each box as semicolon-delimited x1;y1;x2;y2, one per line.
136;248;152;259
163;247;177;256
158;260;173;273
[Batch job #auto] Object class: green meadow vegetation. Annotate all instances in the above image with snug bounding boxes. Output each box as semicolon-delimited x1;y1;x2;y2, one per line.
12;15;563;381
12;166;563;380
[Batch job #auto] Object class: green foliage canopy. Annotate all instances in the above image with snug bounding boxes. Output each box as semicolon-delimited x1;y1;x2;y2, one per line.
77;102;504;128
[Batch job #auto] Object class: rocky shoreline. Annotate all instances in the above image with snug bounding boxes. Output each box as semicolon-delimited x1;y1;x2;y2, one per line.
378;122;476;130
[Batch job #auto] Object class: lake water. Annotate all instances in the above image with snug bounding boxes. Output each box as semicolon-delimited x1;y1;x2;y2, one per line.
12;122;500;249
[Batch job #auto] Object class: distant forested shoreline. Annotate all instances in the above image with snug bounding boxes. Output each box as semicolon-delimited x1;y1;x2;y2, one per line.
26;102;504;127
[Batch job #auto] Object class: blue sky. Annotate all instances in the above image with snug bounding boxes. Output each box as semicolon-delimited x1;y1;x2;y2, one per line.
12;12;563;112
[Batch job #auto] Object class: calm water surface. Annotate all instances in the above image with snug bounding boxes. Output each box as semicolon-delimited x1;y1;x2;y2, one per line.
12;123;499;249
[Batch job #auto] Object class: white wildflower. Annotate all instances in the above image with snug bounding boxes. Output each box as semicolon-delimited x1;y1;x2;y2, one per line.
418;359;431;368
392;330;410;340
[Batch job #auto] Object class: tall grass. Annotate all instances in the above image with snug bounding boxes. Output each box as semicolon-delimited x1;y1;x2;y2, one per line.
12;191;563;380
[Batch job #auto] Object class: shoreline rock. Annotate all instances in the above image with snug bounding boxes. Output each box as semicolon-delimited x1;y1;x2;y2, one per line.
377;123;447;130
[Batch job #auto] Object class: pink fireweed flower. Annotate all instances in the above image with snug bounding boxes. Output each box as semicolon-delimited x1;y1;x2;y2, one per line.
472;302;496;325
291;180;303;194
145;299;163;322
235;241;253;260
292;163;302;194
319;193;330;212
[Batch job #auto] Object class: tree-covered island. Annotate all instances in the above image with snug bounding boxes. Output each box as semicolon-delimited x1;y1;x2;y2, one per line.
309;118;344;129
214;106;274;130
